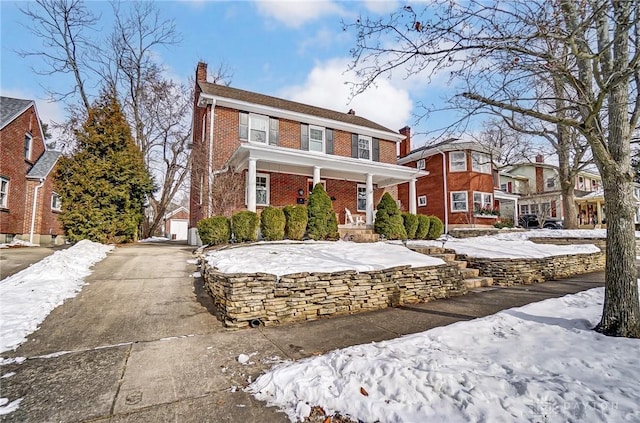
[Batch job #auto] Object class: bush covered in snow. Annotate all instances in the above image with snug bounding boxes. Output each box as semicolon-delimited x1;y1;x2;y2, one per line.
232;211;259;242
260;207;286;241
197;216;231;245
283;205;308;240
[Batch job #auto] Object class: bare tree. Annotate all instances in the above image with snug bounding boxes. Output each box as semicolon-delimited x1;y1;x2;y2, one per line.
346;0;640;337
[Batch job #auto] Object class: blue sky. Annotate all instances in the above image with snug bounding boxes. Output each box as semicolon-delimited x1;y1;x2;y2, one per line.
1;1;463;147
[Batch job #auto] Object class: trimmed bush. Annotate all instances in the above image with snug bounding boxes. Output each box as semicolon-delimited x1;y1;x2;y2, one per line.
197;216;230;245
284;205;308;240
307;184;339;240
260;207;286;241
415;214;431;239
232;211;259;242
374;193;407;240
427;215;444;239
402;213;419;239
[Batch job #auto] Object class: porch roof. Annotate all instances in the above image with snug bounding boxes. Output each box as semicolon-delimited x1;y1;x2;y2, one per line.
227;143;428;188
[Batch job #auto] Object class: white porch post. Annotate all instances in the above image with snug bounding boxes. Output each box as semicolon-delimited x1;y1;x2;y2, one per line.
366;173;374;225
409;178;417;214
513;197;518;224
596;201;603;225
313;166;321;187
247;158;257;212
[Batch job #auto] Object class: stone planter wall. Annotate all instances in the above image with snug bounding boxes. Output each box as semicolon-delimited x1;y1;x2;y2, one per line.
202;263;467;329
460;251;605;286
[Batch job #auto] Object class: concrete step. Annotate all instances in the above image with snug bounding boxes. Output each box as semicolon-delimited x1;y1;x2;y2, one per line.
461;268;480;278
464;277;494;289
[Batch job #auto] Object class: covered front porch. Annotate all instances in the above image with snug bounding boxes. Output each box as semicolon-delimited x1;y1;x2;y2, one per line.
227;143;427;224
575;190;606;228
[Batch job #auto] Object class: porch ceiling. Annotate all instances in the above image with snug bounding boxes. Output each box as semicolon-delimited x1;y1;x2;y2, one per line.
227;143;428;187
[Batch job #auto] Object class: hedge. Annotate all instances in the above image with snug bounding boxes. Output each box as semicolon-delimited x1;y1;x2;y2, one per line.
284;205;308;240
232;211;259;242
260;207;286;241
402;213;419;240
197;216;231;245
427;215;444;239
415;215;431;239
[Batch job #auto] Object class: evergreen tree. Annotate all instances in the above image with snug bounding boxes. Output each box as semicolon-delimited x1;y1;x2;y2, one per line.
374;192;407;240
55;91;154;243
307;183;339;240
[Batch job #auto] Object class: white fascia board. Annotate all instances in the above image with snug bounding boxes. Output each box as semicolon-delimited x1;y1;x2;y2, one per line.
198;93;405;142
494;190;520;200
398;141;498;164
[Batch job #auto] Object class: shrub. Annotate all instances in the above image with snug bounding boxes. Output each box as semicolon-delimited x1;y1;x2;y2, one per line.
283;205;308;240
307;184;339;240
197;216;230;245
427;215;444;239
494;218;514;229
415;215;431;239
260;207;286;241
232;211;259;242
374;193;407;240
402;213;419;239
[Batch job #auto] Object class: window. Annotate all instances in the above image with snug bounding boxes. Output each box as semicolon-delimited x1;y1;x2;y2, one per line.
450;191;468;212
546;177;555;188
592;179;598;191
0;177;8;208
239;112;278;145
520;204;529;214
239;112;248;140
198;174;204;205
309;126;325;152
201;114;207;142
358;136;371;159
449;151;466;172
357;184;367;211
473;192;493;212
250;114;268;143
500;183;507;192
24;133;32;160
256;173;269;205
471;151;491;174
417;159;426;170
418;195;427;207
51;192;61;211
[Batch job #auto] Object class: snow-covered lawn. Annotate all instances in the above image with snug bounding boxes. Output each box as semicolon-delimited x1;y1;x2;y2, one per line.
0;239;39;249
492;228;640;240
138;236;170;243
0;239;113;353
249;287;640;422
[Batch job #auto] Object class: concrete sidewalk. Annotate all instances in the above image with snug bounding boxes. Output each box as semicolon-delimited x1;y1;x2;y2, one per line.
0;242;605;423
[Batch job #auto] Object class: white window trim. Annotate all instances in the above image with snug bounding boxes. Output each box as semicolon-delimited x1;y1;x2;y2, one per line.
417;158;426;170
0;177;9;208
418;195;427;207
546;177;555;188
51;192;62;211
472;191;493;213
357;184;367;212
357;135;372;161
450;191;468;212
471;151;491;174
249;113;269;144
308;125;325;153
449;151;466;172
255;172;270;206
24;133;33;161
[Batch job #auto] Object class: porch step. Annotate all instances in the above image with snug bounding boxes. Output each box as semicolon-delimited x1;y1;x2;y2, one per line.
463;277;494;289
461;268;480;278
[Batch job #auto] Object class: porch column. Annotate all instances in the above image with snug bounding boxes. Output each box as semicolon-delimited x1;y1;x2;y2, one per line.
366;173;374;225
596;201;603;225
313;166;321;187
513;197;518;224
247;158;257;212
409;178;417;214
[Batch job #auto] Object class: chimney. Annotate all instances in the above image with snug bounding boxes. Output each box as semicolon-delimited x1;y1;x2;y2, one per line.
399;126;411;158
535;154;544;163
196;62;208;82
347;109;356;115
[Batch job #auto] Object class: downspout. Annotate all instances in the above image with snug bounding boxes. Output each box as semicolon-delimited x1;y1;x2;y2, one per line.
207;101;215;217
437;150;449;234
30;178;45;244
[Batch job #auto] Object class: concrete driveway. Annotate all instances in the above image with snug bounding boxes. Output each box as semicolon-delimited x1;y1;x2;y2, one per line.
0;242;606;422
0;245;69;280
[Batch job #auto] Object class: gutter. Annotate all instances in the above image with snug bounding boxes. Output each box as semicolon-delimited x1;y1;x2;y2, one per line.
29;178;45;244
436;149;449;234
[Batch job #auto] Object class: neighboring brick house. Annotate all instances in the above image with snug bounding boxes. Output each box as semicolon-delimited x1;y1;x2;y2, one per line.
0;96;64;245
397;135;500;231
162;205;189;241
189;62;425;243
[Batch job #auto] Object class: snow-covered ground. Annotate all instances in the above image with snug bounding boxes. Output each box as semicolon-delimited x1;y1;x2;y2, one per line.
0;240;113;353
249;287;640;422
0;239;39;249
138;236;170;243
492;228;640;240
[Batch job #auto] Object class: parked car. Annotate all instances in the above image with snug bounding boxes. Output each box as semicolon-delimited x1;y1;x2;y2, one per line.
518;214;563;229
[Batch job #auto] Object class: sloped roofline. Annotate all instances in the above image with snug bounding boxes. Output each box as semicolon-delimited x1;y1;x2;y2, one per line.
0;96;48;152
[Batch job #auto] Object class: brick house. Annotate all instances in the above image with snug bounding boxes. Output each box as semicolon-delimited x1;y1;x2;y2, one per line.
397;135;501;231
0;96;64;245
189;62;425;243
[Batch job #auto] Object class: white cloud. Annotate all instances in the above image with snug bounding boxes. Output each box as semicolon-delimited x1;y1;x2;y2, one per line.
254;0;346;29
279;58;412;132
363;0;399;15
297;27;350;55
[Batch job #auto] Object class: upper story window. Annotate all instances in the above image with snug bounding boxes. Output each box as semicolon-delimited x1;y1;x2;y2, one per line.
239;112;279;145
546;177;555;188
51;192;62;211
471;151;491;174
24;133;32;160
357;136;371;160
449;151;466;172
309;126;325;152
0;177;8;208
592;179;599;191
417;159;426;170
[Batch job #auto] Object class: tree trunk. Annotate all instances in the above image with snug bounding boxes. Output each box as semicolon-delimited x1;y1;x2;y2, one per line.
560;186;578;229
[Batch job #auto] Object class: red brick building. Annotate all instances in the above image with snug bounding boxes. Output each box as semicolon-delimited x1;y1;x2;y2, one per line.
398;135;500;231
0;96;64;245
189;62;425;243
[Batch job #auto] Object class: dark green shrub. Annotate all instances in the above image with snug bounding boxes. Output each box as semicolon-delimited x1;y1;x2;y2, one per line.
374;193;407;240
232;211;259;242
427;215;444;239
415;214;431;239
494;218;514;229
402;213;419;239
307;184;339;240
260;207;286;241
197;216;230;245
283;205;308;240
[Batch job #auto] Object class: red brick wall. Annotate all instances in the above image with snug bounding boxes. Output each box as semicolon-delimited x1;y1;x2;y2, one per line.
38;174;64;236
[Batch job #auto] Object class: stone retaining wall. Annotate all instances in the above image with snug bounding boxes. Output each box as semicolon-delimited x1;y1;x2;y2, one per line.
460;251;605;286
202;263;467;329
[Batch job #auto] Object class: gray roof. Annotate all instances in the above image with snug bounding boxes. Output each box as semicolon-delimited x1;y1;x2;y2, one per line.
27;151;61;179
1;96;34;129
198;81;397;134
